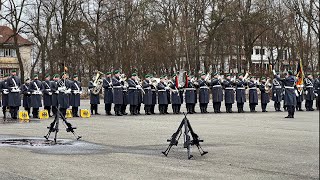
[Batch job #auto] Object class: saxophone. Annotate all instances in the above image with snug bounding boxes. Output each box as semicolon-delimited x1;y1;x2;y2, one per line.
91;71;104;95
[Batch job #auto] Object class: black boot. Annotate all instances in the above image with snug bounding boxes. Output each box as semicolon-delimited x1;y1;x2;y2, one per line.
137;104;141;115
32;108;39;119
147;106;151;115
106;104;112;115
90;104;94;115
252;105;257;112
95;105;100;115
159;105;164;114
150;105;155;114
200;104;205;113
3;110;6;119
116;105;123;116
177;105;181;114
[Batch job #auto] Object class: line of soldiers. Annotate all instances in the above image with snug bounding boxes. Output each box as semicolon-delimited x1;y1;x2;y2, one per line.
1;69;319;120
0;70;82;120
88;70;320;119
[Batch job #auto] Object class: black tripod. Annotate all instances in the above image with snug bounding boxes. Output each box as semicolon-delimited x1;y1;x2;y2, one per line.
162;113;208;159
44;107;81;143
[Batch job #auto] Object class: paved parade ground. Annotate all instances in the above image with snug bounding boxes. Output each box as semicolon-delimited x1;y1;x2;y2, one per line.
0;100;319;180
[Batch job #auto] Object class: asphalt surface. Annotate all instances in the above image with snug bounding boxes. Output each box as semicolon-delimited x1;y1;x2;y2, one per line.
0;100;319;180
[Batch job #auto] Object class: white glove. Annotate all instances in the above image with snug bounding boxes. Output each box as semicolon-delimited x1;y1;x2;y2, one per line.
49;92;52;95
58;87;66;91
27;92;31;95
65;89;71;94
55;90;59;94
273;93;276;97
136;85;141;89
165;87;170;90
305;91;308;95
315;93;318;97
93;83;97;87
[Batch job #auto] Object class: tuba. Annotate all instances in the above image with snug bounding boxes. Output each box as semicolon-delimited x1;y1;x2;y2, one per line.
91;71;104;95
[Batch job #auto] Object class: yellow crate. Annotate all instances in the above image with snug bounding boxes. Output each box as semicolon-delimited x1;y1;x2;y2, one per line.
39;110;49;119
80;109;91;118
19;110;29;122
66;109;73;118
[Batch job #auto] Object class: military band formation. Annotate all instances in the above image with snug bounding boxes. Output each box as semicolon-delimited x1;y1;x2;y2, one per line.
0;69;319;120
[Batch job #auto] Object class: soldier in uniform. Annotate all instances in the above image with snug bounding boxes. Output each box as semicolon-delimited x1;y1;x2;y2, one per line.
272;73;283;112
248;76;258;112
150;75;157;114
127;73;139;115
164;75;170;114
7;69;21;119
136;76;143;115
315;73;320;110
88;75;100;115
57;72;71;117
142;74;152;115
103;72;113;115
198;73;209;113
177;71;185;107
210;72;223;113
0;74;10;119
42;74;52;116
157;76;168;114
275;70;297;118
121;75;128;115
70;75;82;117
21;78;31;116
112;70;124;116
170;73;182;114
222;74;235;113
29;74;43;118
259;77;270;112
304;74;315;111
235;73;247;113
51;74;59;116
192;75;198;113
185;75;196;114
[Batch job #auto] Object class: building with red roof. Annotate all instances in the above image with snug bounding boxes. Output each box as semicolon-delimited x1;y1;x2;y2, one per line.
0;25;33;78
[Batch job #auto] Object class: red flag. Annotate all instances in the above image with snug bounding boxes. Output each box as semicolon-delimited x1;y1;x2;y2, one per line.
296;59;304;92
175;75;179;88
185;72;188;88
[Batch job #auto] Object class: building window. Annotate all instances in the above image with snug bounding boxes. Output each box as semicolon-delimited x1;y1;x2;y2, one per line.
0;68;19;77
0;48;17;57
284;50;287;59
278;50;283;59
255;49;260;55
260;48;265;55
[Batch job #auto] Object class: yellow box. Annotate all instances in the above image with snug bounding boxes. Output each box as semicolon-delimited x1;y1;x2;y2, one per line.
80;109;91;118
19;110;29;122
39;110;49;119
66;109;73;118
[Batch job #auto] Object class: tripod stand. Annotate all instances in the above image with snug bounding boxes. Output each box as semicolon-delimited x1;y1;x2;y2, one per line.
162;113;208;159
44;107;81;143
